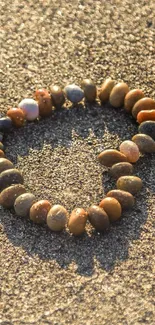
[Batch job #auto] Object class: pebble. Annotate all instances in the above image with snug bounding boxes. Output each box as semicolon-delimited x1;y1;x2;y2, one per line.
0;142;4;150
0;133;3;142
119;140;140;163
132;134;155;153
35;89;53;117
14;193;36;217
35;88;49;101
0;117;13;132
137;110;155;124
98;149;128;167
98;79;115;103
138;121;155;141
88;205;110;232
0;168;24;191
0;158;14;173
81;79;97;102
99;197;122;222
0;150;5;158
47;204;68;231
109;82;129;108
117;176;142;195
0;184;26;208
132;97;155;119
110;162;133;179
64;84;84;103
50;85;65;108
124;89;144;113
7;108;26;127
68;208;88;236
106;189;135;209
29;200;51;224
19;98;39;121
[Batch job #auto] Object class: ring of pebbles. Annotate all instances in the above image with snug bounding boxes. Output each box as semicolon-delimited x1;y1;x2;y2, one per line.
0;78;155;236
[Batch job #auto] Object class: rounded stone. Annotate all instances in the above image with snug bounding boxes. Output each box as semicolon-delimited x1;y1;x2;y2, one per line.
81;79;97;102
50;85;65;109
0;158;14;173
137;110;155;124
138;121;155;141
14;193;36;217
106;189;135;209
109;82;129;108
132;97;155;119
19;98;39;121
35;89;53;117
47;204;68;231
119;140;140;163
0;117;13;132
117;176;142;195
132;134;155;153
0;184;26;208
98;149;128;167
30;200;51;224
64;84;84;103
35;88;50;101
110;162;133;179
0;168;24;191
124;89;144;113
7;108;26;127
0;150;5;158
98;79;115;103
88;205;110;232
68;208;88;236
99;197;122;222
0;142;4;150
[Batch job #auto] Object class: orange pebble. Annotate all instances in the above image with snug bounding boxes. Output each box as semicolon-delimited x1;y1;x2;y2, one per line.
0;150;5;158
35;88;49;101
137;110;155;124
99;197;122;222
29;200;51;224
35;89;53;117
7;108;26;127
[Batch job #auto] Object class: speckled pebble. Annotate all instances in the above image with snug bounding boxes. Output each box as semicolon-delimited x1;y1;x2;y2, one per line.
50;85;65;109
98;149;128;167
0;117;13;132
47;204;68;231
19;98;39;121
132;97;155;119
132;133;155;153
117;176;142;195
119;140;140;163
0;184;26;208
109;82;129;108
81;79;97;102
7;107;26;127
30;200;51;224
35;89;53;117
64;84;84;103
138;121;155;141
88;205;110;232
124;89;144;113
107;189;135;209
137;110;155;124
68;208;88;236
0;168;24;191
14;193;36;217
110;162;133;179
98;79;115;103
0;158;14;173
99;197;122;222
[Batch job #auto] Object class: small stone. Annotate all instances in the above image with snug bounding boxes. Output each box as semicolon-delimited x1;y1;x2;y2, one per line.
119;140;140;163
0;184;26;208
0;150;5;158
106;189;135;209
35;88;49;101
124;89;144;113
0;168;24;191
0;133;3;142
47;204;68;231
0;158;14;173
64;84;84;103
30;200;51;224
117;176;142;195
50;85;65;109
109;82;129;108
88;205;110;232
19;98;39;121
132;134;155;153
14;193;36;217
0;117;13;132
138;121;155;141
99;197;122;222
7;108;26;127
137;110;155;124
81;79;97;102
0;142;4;150
98;79;115;103
132;97;155;119
68;208;88;236
35;89;53;117
110;162;133;179
98;149;128;167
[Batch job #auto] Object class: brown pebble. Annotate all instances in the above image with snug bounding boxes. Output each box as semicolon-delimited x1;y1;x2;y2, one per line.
35;89;53;117
68;208;88;236
132;97;155;119
30;200;51;224
0;168;24;191
119;140;140;163
0;158;14;173
0;184;26;208
107;189;134;209
124;89;144;113
110;162;133;179
88;205;110;232
132;134;155;153
99;197;122;222
0;142;4;150
109;82;129;108
7;108;26;127
137;110;155;124
98;79;115;103
0;150;5;158
117;176;142;195
47;204;68;231
81;79;97;102
14;193;36;217
98;149;128;167
49;85;65;109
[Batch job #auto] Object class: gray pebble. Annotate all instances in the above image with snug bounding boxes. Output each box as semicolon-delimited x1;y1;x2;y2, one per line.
64;84;84;103
0;168;24;191
138;121;155;140
14;193;36;217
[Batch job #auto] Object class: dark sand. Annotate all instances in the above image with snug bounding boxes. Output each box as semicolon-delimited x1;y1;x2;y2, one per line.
0;0;155;324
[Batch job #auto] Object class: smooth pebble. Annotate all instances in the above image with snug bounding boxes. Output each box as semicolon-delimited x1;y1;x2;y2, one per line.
47;204;68;231
138;121;155;141
0;168;24;191
81;79;97;102
50;85;65;108
35;89;53;117
19;98;39;121
0;158;14;173
132;97;155;119
0;117;13;132
30;200;51;224
98;79;115;103
99;197;122;222
124;89;144;113
88;205;110;232
137;110;155;124
68;208;88;236
132;134;155;153
0;150;5;158
64;84;84;103
7;108;26;127
98;149;128;167
110;162;133;179
117;176;142;195
107;189;135;209
109;82;129;108
119;140;140;163
0;184;26;208
14;193;36;217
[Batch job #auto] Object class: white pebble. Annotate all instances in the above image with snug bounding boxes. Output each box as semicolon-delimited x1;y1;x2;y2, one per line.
19;98;39;121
